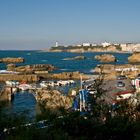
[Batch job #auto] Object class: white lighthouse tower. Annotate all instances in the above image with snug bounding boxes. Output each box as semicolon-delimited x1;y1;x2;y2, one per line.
55;41;58;47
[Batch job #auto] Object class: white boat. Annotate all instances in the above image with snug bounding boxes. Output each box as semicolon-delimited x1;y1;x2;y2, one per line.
40;81;48;88
0;70;19;74
18;84;32;91
5;80;19;87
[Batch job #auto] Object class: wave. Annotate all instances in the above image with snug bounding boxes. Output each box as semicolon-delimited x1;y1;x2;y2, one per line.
41;60;48;62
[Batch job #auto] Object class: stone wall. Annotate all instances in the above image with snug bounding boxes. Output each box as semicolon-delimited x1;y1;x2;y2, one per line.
0;74;39;82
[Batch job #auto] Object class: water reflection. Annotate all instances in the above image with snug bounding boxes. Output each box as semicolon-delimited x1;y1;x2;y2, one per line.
2;91;37;122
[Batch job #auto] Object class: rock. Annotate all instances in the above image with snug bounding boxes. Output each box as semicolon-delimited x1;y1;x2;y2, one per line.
37;89;73;110
94;64;116;74
7;63;16;71
128;53;140;63
94;64;135;74
0;87;12;101
9;64;57;73
94;54;117;62
64;55;86;60
0;57;24;63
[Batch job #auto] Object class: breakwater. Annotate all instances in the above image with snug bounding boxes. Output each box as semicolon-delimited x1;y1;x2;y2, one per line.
0;74;39;82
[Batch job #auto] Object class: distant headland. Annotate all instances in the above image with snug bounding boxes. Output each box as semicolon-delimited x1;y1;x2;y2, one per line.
49;42;140;53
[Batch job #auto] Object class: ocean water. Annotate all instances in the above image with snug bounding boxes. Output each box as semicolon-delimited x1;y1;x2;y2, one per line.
0;51;131;74
0;51;131;119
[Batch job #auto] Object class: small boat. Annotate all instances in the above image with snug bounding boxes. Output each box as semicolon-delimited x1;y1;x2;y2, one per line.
5;80;19;87
0;70;19;74
18;84;32;91
40;81;48;88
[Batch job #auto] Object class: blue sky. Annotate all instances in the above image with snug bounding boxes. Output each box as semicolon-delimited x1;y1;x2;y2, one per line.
0;0;140;50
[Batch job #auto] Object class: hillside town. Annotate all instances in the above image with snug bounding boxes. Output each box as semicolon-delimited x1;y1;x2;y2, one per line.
50;42;140;52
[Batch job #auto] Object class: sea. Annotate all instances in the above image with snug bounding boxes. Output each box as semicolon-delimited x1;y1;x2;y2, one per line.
0;50;131;121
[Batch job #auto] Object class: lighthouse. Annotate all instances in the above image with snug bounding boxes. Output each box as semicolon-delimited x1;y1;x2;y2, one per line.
55;41;58;47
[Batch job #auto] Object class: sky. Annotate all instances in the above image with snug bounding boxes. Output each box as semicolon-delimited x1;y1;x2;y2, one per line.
0;0;140;50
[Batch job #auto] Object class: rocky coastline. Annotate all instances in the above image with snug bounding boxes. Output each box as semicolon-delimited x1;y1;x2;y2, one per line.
49;45;121;53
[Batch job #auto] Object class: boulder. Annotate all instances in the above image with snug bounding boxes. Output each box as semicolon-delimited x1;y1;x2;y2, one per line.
128;53;140;63
94;64;115;74
64;55;86;60
0;57;24;63
7;63;16;71
94;54;116;62
37;90;73;110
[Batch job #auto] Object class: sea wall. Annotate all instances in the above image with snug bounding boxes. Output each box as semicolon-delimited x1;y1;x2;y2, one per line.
38;71;89;80
0;74;39;82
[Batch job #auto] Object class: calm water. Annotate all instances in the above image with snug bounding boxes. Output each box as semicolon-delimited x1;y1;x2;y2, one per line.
0;51;131;74
0;51;131;119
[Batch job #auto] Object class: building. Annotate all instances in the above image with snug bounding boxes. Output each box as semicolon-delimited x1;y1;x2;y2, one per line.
101;42;111;47
120;43;140;52
82;43;91;47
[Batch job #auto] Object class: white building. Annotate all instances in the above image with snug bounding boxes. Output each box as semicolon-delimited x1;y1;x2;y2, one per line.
91;43;97;47
120;43;140;52
101;42;111;47
82;43;91;47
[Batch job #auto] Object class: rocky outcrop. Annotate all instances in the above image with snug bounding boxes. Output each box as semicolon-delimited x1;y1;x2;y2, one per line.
7;63;16;71
94;64;140;79
64;55;86;60
0;87;13;101
7;64;57;73
94;54;117;62
0;57;24;63
94;64;135;74
94;64;116;75
37;89;73;110
39;71;89;80
128;53;140;63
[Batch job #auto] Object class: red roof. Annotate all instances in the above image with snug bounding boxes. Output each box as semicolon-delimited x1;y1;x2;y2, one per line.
113;90;135;96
